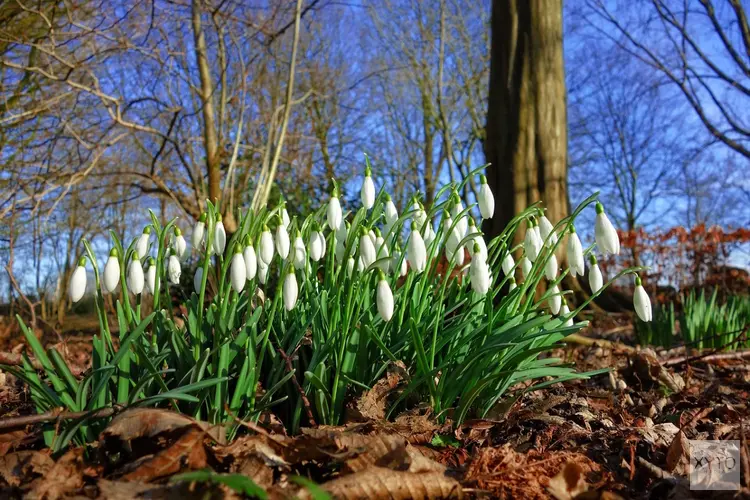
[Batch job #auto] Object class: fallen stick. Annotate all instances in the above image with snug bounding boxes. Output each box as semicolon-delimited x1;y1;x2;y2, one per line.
0;406;122;431
636;457;675;480
664;349;750;367
564;333;636;353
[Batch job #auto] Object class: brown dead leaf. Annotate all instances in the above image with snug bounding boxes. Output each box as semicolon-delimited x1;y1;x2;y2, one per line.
123;427;207;482
97;479;220;500
628;350;685;393
0;429;29;456
355;361;407;421
101;408;225;445
547;462;589;500
636;422;680;448
27;447;85;500
342;434;409;472
302;467;462;499
0;450;53;487
666;430;690;474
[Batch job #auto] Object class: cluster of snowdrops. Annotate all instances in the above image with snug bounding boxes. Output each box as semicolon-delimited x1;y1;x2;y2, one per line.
14;164;652;449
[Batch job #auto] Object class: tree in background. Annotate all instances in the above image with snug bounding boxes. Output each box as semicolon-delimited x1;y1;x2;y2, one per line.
483;0;568;241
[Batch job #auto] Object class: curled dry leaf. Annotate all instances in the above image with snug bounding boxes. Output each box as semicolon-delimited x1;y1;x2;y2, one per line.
355;361;407;421
666;430;690;474
122;427;207;482
97;479;205;500
547;462;588;500
0;429;29;457
101;408;225;444
0;450;53;487
628;350;685;393
27;447;85;500
300;467;462;500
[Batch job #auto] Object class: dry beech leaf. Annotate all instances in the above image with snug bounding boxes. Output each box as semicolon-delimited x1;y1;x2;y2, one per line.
101;408;225;444
666;430;690;474
637;422;680;448
97;479;214;500
123;427;207;482
306;467;462;500
547;462;588;500
355;361;407;421
0;450;53;487
0;429;31;457
27;447;85;500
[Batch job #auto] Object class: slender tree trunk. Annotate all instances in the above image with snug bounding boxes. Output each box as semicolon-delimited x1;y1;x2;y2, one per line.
483;0;568;241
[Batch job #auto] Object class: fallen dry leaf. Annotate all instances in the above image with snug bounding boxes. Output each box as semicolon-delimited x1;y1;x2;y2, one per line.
303;467;462;499
547;462;588;500
27;447;85;500
97;479;214;499
101;408;225;445
666;430;690;474
0;450;53;487
0;429;29;456
355;361;407;421
123;427;207;482
636;422;680;448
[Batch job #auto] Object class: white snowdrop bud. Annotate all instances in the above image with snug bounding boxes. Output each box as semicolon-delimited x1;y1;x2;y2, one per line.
136;227;151;259
346;257;356;278
292;232;306;270
467;219;487;262
539;215;558;247
523;219;542;262
470;243;490;295
230;249;246;293
407;222;427;273
259;225;274;265
213;214;227;255
501;252;515;276
127;253;145;295
168;252;181;285
192;213;207;250
281;206;290;229
548;284;561;315
194;267;203;294
594;202;620;256
521;256;532;279
477;175;495;219
327;185;343;231
561;300;573;327
335;222;348;263
392;246;408;278
384;194;398;232
243;237;257;280
450;194;467;240
412;200;427;228
633;275;652;322
146;258;157;294
69;257;87;303
508;277;517;292
275;218;290;260
103;249;120;293
309;229;326;262
173;227;187;260
283;270;298;311
374;230;390;272
361;167;375;210
376;271;394;321
258;259;269;285
544;253;558;281
588;254;603;293
567;226;585;277
423;222;436;249
359;228;376;269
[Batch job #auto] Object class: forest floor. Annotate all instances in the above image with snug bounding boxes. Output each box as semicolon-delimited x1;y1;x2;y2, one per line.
0;313;749;499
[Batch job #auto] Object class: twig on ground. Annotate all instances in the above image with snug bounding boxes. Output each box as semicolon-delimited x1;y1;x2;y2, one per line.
277;345;317;427
0;405;123;431
636;456;675;480
565;333;636;352
664;349;750;367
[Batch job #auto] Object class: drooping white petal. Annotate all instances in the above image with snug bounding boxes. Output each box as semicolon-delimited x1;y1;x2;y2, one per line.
501;253;515;276
634;279;652;322
384;199;398;228
346;257;356;278
561;302;573;327
359;231;376;268
544;253;558;281
258;260;269;285
567;230;585;277
548;284;561;315
407;225;427;273
69;265;87;303
168;254;181;285
275;224;290;260
327;196;342;231
244;246;257;280
192;220;206;250
361;175;375;209
521;256;532;279
539;216;558;247
309;231;325;262
230;252;246;293
103;255;120;293
375;235;390;272
293;236;306;270
146;263;156;294
127;259;145;295
193;267;203;294
524;224;542;262
478;176;495;219
470;256;490;295
283;272;298;311
214;221;227;255
281;208;290;229
392;250;408;277
594;203;620;255
589;263;603;293
376;278;394;321
450;200;467;241
136;231;150;259
259;229;274;265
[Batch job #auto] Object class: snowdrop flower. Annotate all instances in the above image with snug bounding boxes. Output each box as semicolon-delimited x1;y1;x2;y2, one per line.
292;231;306;270
450;195;468;240
411;199;427;228
127;253;145;295
136;227;151;259
477;175;495;219
103;249;120;293
243;236;257;280
548;284;561;315
309;227;326;262
283;270;298;311
374;229;390;272
523;219;542;262
423;221;436;249
539;215;558;247
213;214;226;255
281;205;290;229
560;300;573;327
361;166;375;209
68;257;87;303
384;194;398;234
407;222;427;273
501;251;515;276
230;248;246;293
335;221;348;263
594;202;620;255
633;275;652;322
173;227;187;260
544;253;558;281
146;258;156;294
193;267;203;294
392;245;408;277
508;277;517;292
442;211;455;244
192;213;207;250
168;251;181;285
470;243;491;295
588;254;603;293
368;229;377;247
259;225;274;265
346;257;356;278
327;185;343;231
567;226;585;277
258;260;269;285
359;228;376;269
521;256;532;279
376;271;394;321
467;218;487;262
275;218;290;260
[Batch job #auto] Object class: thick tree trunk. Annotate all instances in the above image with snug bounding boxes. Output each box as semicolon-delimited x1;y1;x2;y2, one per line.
483;0;568;241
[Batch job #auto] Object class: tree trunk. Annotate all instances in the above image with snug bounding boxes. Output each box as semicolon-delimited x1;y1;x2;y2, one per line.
483;0;568;241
